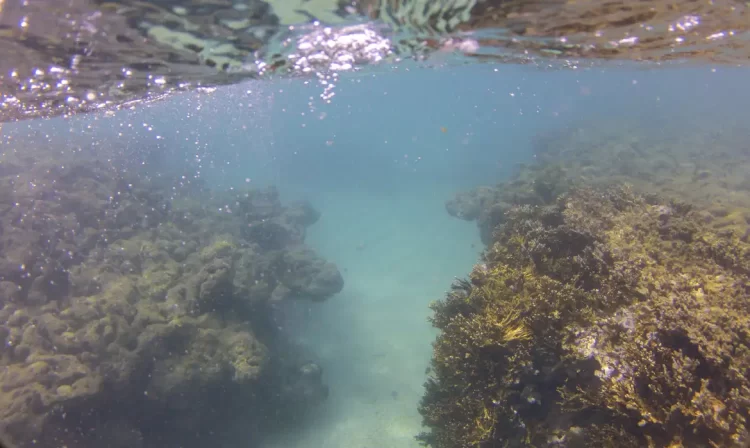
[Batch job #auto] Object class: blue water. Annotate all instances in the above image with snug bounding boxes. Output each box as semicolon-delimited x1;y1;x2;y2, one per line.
2;62;749;447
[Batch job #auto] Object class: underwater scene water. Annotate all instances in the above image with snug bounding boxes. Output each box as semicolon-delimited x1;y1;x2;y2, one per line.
3;5;750;446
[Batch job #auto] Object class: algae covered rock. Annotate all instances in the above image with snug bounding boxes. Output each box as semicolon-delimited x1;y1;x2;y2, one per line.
276;246;345;301
529;121;750;242
0;150;343;448
419;186;750;448
446;164;572;245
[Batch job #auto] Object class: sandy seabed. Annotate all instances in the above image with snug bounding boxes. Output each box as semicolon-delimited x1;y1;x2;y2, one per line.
261;185;481;448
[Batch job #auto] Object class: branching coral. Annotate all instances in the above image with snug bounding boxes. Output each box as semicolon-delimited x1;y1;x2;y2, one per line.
419;185;750;448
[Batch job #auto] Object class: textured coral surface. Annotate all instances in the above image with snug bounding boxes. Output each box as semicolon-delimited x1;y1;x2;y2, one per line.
0;149;342;448
423;124;750;448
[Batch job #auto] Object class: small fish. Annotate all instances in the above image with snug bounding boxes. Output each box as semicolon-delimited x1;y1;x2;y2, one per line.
440;126;447;133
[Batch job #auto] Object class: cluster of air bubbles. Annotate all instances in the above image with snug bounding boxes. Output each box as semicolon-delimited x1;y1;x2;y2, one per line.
315;70;338;104
271;22;393;107
289;23;393;73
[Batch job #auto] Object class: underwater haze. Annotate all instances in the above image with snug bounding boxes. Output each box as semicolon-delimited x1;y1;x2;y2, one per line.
2;61;750;448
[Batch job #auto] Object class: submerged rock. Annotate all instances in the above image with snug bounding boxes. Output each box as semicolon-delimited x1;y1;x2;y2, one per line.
0;150;343;448
421;185;750;447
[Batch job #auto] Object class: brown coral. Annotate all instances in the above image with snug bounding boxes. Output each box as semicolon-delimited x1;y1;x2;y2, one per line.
0;151;342;447
419;186;750;447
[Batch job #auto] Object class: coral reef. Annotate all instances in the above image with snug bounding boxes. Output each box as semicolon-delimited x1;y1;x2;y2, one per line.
447;121;750;246
430;122;750;447
422;182;750;446
0;150;342;447
445;164;570;245
428;122;750;447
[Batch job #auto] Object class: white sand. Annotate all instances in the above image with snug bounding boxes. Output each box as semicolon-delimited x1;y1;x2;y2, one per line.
261;184;481;448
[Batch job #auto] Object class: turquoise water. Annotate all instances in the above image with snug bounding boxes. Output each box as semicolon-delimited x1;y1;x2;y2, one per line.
2;62;750;447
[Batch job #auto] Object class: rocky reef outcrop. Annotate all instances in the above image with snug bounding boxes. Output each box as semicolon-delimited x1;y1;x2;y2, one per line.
445;164;569;246
422;185;750;447
423;123;750;447
0;151;342;447
447;121;750;247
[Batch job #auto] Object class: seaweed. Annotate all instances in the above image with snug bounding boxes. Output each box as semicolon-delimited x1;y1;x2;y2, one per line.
419;185;750;447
